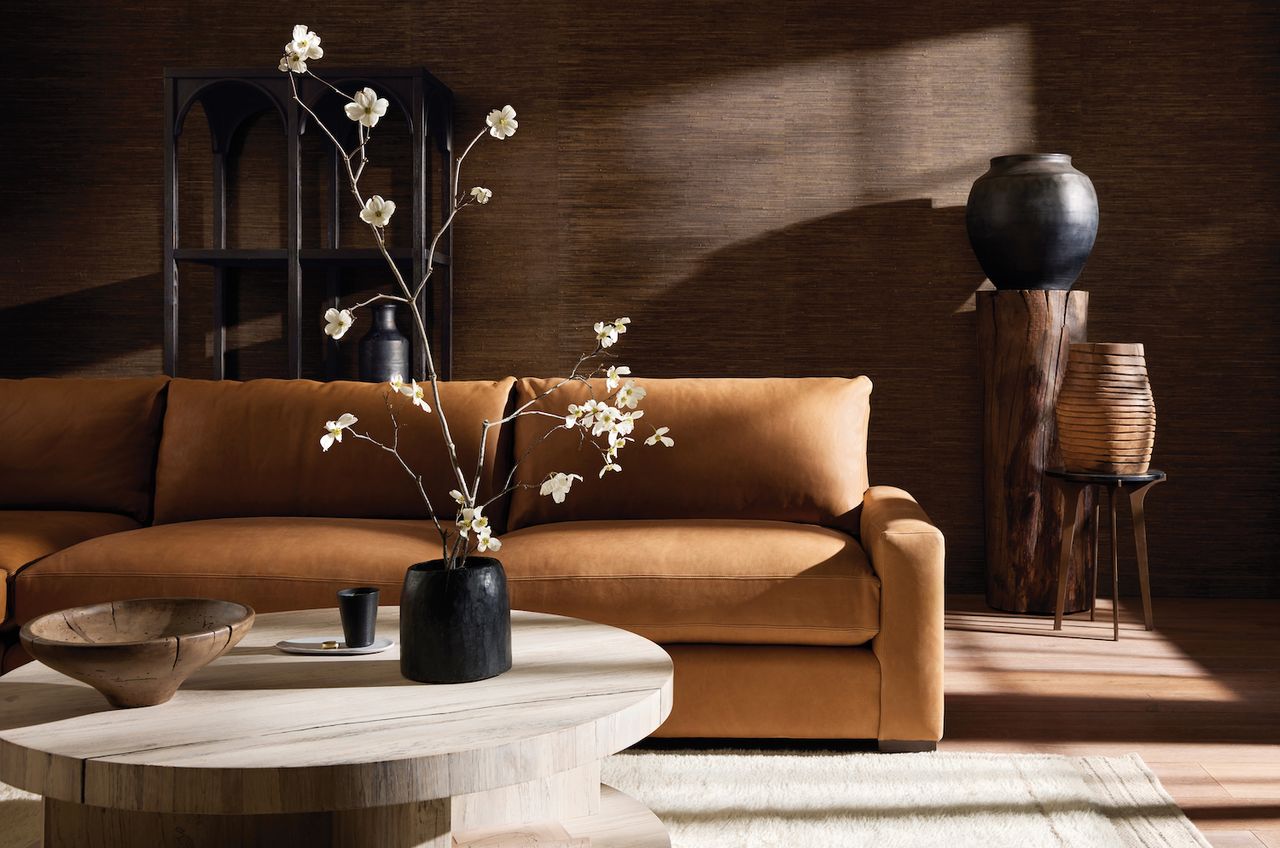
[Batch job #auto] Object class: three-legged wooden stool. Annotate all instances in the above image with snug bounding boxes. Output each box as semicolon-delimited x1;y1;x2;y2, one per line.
1046;468;1166;640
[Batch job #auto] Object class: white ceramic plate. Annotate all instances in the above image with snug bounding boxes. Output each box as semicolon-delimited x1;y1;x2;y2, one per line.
275;636;395;656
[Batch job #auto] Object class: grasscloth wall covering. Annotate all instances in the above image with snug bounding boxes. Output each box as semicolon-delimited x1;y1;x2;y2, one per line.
1;2;1276;597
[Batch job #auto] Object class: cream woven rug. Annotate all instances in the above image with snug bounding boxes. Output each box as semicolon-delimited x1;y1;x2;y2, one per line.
1;751;1207;848
601;750;1210;848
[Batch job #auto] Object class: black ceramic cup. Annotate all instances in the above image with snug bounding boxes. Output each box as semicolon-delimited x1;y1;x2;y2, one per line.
337;587;380;648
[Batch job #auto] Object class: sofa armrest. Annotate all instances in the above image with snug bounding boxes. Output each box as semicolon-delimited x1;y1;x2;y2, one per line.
861;485;945;744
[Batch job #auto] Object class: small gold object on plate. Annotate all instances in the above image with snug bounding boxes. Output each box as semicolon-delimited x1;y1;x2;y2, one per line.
321;640;340;650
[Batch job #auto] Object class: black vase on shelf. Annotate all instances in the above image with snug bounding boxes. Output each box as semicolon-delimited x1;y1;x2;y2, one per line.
965;153;1099;291
400;558;512;684
357;303;410;382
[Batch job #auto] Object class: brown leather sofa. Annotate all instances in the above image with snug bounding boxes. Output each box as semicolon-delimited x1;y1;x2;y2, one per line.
0;375;944;747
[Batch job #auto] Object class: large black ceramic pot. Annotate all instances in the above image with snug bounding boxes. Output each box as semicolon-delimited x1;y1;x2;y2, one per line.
400;558;512;684
358;303;410;382
965;153;1099;291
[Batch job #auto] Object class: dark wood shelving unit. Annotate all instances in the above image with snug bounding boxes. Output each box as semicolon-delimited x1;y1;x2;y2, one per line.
172;248;451;268
164;68;455;381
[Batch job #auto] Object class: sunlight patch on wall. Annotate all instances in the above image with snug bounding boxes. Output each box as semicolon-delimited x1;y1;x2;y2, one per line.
625;24;1036;245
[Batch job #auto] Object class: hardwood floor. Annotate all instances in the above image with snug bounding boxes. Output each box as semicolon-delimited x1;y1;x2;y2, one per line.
944;596;1280;847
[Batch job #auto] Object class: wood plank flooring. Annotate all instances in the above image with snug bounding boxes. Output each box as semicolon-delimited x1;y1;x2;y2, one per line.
944;596;1280;847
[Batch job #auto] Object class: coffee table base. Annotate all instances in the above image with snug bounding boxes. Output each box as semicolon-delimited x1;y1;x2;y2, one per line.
42;785;667;848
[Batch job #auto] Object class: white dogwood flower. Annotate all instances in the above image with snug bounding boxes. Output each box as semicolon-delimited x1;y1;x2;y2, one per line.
569;399;602;430
599;461;622;478
469;186;492;204
278;51;308;74
476;531;501;552
605;432;631;459
388;373;407;393
359;195;396;228
486;105;518;139
344;87;388;128
455;507;477;536
590;404;621;438
324;307;354;339
615;409;644;438
645;426;674;447
615;380;646;409
320;413;357;452
456;506;492;541
539;472;583;504
595;321;619;348
405;380;431;412
606;365;631;391
449;489;467;506
613;317;631;336
289;25;324;60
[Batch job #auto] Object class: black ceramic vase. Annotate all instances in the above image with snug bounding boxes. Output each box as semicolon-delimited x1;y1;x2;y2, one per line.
965;153;1099;291
400;557;512;684
358;303;410;382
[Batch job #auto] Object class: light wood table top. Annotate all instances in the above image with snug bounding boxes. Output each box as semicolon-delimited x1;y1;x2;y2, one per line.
0;607;674;847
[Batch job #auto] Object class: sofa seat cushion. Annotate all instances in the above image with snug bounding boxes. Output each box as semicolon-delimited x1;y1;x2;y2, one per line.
13;517;447;625
1;511;142;625
498;519;880;647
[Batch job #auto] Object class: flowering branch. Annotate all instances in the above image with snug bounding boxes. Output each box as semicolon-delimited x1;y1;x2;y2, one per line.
282;27;672;567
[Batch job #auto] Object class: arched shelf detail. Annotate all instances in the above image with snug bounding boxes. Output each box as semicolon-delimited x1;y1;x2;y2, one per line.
163;67;456;383
174;78;289;152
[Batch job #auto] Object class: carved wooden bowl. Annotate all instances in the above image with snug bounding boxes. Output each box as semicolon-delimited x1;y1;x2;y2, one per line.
19;598;255;708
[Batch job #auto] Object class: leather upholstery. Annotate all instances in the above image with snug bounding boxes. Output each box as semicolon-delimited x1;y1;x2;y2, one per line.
655;644;881;739
500;519;879;646
153;378;515;524
862;486;946;743
0;377;168;522
508;377;871;529
0;376;947;744
13;517;445;625
0;511;142;624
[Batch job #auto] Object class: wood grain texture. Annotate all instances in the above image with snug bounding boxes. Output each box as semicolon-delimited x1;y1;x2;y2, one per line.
44;796;452;848
0;608;673;814
18;598;254;709
1058;343;1157;473
977;290;1093;614
944;596;1280;847
0;1;1277;598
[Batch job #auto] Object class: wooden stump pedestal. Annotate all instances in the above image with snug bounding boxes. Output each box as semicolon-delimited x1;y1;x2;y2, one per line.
977;290;1094;614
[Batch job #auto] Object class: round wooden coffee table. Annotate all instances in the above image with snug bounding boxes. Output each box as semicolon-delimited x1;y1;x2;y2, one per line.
0;608;673;847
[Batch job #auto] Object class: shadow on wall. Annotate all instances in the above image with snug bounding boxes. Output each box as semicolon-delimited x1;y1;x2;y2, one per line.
616;199;989;584
0;274;162;378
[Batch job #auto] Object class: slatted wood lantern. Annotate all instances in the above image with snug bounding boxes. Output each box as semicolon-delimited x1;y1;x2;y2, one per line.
1056;342;1156;474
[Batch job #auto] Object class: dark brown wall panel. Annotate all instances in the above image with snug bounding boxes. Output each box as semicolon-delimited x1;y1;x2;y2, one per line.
1;1;1276;597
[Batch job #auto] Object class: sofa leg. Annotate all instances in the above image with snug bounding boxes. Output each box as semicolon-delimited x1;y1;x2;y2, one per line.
877;740;937;753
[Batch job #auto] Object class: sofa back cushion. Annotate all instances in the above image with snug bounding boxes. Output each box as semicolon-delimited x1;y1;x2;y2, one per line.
0;377;169;522
153;378;515;524
507;376;871;529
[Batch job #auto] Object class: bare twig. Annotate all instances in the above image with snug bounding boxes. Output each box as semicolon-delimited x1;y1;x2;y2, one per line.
348;398;450;561
350;292;408;310
453;127;488;204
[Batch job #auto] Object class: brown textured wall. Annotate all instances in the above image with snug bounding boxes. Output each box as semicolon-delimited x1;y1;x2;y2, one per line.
1;1;1277;597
